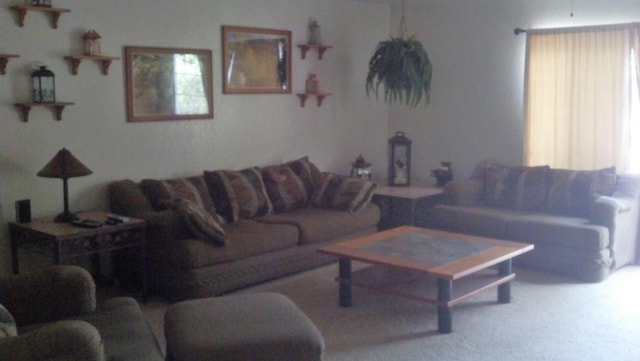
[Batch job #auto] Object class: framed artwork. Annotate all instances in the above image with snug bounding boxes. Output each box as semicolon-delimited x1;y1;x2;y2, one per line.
222;26;292;94
125;46;213;122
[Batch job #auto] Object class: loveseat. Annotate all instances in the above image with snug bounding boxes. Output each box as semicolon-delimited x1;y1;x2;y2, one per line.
108;157;380;301
421;161;640;282
0;266;164;361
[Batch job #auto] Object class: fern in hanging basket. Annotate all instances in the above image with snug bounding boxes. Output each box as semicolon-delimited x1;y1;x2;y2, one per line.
366;35;433;108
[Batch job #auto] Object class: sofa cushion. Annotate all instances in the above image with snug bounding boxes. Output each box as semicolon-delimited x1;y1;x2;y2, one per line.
0;303;17;338
261;164;308;212
140;176;218;218
547;167;616;217
313;173;377;215
257;204;380;245
286;156;322;197
506;213;609;251
204;168;273;222
483;164;550;211
157;220;299;269
430;205;521;238
167;198;227;247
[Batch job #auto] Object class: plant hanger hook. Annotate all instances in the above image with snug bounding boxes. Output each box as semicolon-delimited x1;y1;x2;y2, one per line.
399;0;408;37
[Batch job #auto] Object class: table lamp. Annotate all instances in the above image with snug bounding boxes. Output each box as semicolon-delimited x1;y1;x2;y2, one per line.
37;148;93;223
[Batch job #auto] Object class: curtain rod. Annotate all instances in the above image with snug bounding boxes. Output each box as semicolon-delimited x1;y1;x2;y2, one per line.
513;22;639;36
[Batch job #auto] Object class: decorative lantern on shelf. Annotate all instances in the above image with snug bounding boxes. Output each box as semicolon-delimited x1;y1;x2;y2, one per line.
31;65;55;103
305;73;319;94
308;17;321;45
31;0;52;7
350;155;372;180
388;131;411;186
82;30;102;56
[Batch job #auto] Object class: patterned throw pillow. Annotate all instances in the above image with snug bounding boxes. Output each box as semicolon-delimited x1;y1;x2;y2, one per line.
313;173;377;215
286;156;322;199
483;164;550;211
0;303;17;338
261;164;308;212
140;176;219;218
166;198;227;246
204;167;273;222
547;167;617;217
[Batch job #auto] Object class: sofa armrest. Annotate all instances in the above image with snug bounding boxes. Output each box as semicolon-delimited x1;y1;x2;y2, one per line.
442;179;484;206
0;320;105;361
0;266;96;326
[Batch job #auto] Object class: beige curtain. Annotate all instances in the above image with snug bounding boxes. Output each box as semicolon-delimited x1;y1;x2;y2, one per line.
524;25;632;171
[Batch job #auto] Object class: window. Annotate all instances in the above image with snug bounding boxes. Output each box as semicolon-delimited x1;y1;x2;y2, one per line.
524;24;640;172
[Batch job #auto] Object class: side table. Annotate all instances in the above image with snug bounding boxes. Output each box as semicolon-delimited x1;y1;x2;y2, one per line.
8;211;147;301
372;186;443;231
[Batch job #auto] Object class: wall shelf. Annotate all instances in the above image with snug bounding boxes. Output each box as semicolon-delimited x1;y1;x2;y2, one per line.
0;54;19;75
64;54;121;75
297;44;333;60
296;93;331;107
14;102;75;122
10;5;71;29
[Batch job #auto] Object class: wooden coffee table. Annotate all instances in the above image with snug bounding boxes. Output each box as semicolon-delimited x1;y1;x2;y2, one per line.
317;226;533;333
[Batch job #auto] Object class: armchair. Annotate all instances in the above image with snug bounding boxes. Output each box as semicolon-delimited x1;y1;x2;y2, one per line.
0;266;163;361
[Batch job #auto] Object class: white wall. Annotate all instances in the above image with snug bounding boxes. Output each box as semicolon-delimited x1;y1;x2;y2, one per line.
0;0;390;274
389;0;640;185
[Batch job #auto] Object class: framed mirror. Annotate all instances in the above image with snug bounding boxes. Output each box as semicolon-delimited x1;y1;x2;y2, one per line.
222;26;292;94
125;46;213;122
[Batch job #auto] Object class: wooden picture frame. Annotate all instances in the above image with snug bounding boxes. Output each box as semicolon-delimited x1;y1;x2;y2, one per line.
125;46;213;122
222;26;292;94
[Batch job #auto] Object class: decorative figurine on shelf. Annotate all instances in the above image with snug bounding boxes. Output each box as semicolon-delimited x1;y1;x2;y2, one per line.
388;131;411;186
305;73;319;94
83;30;102;56
431;161;453;187
350;155;372;180
31;64;55;103
308;17;321;45
32;0;52;7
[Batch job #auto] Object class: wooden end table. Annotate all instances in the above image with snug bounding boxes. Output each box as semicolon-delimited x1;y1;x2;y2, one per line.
9;211;147;301
372;185;443;230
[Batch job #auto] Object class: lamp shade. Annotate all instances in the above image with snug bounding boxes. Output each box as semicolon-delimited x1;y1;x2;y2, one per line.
37;148;92;179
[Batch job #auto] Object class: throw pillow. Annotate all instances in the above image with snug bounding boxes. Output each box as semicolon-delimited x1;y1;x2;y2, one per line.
204;167;273;222
286;156;322;198
484;164;550;211
166;198;227;246
261;164;308;212
140;176;219;218
0;303;17;338
313;173;377;215
547;167;617;217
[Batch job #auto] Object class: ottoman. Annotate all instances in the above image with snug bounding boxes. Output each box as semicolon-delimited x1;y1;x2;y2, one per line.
164;292;325;361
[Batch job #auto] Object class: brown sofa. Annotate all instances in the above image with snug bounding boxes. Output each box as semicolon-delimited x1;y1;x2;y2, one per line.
420;161;640;282
108;157;380;301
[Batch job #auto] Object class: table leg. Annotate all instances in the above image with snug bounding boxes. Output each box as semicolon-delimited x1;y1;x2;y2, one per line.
338;258;352;307
498;259;512;303
437;278;453;333
9;226;19;274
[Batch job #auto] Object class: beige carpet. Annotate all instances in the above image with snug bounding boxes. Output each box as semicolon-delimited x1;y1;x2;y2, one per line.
142;263;640;360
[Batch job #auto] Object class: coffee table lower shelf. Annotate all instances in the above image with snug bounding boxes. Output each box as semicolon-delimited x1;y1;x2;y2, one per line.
338;266;514;308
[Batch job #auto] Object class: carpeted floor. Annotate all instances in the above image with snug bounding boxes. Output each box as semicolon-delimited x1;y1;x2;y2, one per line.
141;263;640;361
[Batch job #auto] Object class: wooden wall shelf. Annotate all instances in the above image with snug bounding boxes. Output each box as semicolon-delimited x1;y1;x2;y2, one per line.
64;54;121;75
0;54;19;75
297;44;333;60
296;93;331;107
14;102;75;122
10;5;71;29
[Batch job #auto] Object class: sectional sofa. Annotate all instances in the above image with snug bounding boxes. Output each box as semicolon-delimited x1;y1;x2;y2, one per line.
421;160;640;282
108;157;380;301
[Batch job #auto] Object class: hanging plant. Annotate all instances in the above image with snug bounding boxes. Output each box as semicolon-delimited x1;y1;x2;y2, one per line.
365;0;433;108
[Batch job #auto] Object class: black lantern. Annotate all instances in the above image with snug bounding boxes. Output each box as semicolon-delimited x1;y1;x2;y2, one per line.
388;131;411;186
31;65;55;103
31;0;52;7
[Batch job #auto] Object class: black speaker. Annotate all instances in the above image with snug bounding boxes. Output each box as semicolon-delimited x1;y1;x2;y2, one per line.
15;199;31;223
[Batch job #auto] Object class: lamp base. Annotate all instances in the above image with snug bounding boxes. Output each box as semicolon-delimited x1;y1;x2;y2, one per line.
54;211;79;223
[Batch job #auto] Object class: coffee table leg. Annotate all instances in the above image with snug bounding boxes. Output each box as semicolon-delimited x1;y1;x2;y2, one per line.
437;278;453;333
339;258;352;307
498;259;512;303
